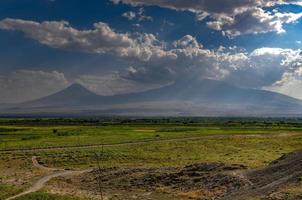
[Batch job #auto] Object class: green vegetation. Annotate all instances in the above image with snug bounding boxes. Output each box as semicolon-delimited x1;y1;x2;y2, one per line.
14;192;85;200
2;118;302;151
0;184;23;200
2;118;302;199
24;133;301;169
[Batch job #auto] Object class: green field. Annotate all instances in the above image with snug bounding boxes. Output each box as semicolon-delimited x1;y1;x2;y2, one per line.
1;118;302;151
2;118;302;199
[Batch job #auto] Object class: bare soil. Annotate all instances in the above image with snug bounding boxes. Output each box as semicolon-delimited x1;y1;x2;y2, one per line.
223;150;302;199
6;150;302;199
68;150;302;199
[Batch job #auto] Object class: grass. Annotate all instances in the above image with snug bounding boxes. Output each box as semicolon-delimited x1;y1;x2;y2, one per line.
14;192;86;200
0;184;23;200
29;133;302;169
2;119;302;199
2;121;302;169
1;123;302;150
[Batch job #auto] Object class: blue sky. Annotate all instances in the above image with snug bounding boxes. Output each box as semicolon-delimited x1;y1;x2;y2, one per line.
0;0;302;103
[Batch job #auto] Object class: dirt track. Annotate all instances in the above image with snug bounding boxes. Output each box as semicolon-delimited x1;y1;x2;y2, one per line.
4;133;302;199
5;157;91;200
5;150;302;200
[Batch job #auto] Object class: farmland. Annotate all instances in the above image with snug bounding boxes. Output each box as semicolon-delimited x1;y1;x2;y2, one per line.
1;118;302;200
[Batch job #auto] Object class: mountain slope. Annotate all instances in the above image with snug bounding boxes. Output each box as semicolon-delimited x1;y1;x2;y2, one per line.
26;83;105;107
2;79;302;116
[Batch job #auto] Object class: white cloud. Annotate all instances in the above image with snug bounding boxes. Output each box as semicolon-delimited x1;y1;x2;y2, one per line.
1;18;302;98
0;18;174;62
208;8;302;37
0;70;69;103
136;8;153;21
224;47;302;87
123;35;249;83
122;11;136;20
263;53;302;99
112;0;302;36
0;18;133;54
264;73;302;99
122;8;153;21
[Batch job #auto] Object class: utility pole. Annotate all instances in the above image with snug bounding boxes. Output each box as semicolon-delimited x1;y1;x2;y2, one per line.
94;146;104;200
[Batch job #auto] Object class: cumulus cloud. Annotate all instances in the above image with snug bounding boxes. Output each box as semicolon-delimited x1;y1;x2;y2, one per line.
0;18;134;54
224;47;302;88
125;40;302;90
111;0;270;13
112;0;302;36
0;18;173;62
208;8;302;37
264;72;302;99
262;52;302;99
123;35;248;83
0;70;69;103
1;18;302;98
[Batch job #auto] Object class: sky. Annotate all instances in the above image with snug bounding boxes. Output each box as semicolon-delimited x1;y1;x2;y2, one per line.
0;0;302;103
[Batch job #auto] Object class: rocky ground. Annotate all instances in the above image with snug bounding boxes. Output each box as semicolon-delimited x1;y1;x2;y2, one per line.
50;150;301;200
10;150;302;200
224;150;302;200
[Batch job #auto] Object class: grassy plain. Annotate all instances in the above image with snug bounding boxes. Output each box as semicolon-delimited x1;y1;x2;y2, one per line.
1;118;302;199
1;119;302;151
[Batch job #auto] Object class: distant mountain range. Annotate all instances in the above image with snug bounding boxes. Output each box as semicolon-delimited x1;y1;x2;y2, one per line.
1;79;302;117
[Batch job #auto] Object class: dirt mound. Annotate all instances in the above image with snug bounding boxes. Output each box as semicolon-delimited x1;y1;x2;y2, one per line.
75;163;248;199
132;163;247;189
71;151;302;199
181;163;247;174
223;150;302;199
248;151;302;187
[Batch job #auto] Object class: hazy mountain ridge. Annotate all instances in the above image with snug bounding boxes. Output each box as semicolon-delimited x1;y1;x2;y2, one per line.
1;79;302;116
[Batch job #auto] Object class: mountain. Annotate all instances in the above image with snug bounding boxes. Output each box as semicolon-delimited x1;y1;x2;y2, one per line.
25;83;105;107
2;79;302;116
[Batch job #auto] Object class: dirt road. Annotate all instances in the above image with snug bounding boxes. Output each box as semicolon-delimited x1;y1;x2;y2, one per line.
5;150;302;200
5;157;91;200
